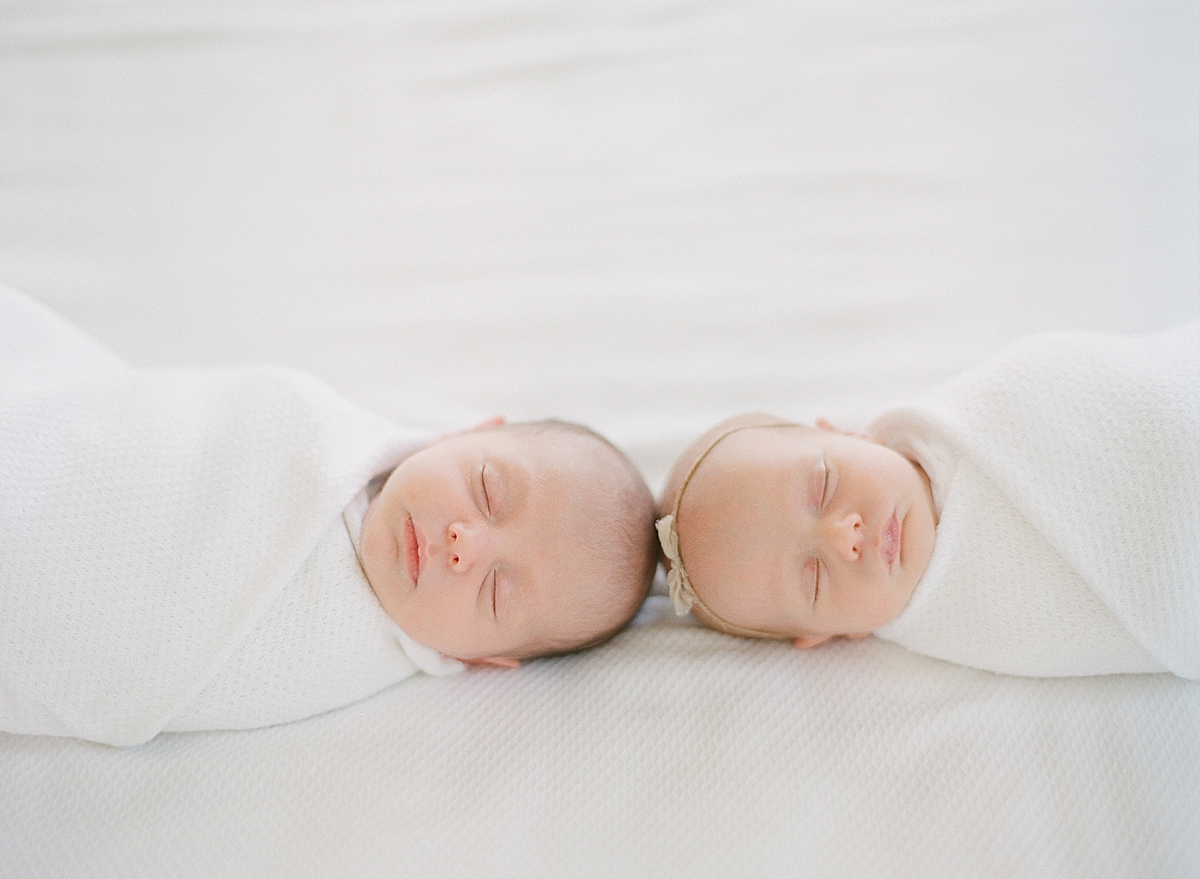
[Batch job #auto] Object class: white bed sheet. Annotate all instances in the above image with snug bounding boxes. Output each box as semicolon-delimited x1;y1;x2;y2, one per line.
5;628;1199;878
1;0;1197;876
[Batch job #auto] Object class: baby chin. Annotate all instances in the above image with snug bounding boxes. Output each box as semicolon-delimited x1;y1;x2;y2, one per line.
893;505;935;609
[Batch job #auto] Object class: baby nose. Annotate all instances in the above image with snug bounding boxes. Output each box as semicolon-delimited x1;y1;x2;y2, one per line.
831;512;864;561
446;520;492;571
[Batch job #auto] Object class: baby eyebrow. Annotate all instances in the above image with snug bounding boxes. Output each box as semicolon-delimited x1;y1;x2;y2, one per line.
491;456;531;516
804;455;825;508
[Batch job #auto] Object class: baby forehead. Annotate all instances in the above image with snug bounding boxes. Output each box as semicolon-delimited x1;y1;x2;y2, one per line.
709;422;821;461
495;424;625;484
682;422;822;490
673;424;822;527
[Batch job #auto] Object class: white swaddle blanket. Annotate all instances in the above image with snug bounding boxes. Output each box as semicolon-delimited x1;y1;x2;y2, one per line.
0;286;460;746
871;323;1200;679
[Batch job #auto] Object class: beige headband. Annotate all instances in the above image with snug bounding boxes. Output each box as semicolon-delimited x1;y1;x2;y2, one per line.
655;420;797;640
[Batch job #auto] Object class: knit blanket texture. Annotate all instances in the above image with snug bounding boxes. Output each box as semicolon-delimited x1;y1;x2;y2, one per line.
0;286;448;745
871;323;1199;678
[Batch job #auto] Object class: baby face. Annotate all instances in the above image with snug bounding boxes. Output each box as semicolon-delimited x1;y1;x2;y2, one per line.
360;425;597;666
674;422;937;648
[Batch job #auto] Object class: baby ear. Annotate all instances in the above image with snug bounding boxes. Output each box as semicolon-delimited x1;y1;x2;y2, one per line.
792;633;831;650
431;416;506;445
469;416;506;432
816;418;881;445
465;656;521;670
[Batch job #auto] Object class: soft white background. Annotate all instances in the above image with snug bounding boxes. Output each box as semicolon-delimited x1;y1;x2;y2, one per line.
1;1;1198;877
2;0;1196;491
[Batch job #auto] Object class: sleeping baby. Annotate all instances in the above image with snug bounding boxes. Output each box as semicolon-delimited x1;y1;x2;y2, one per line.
656;323;1199;679
0;285;657;746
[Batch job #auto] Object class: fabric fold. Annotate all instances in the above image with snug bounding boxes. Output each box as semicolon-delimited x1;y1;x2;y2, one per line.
871;323;1199;678
0;286;443;744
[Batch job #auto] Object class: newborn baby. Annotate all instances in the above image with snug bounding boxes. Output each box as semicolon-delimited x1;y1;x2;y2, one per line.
0;285;657;745
167;414;657;741
658;323;1199;678
357;418;657;668
656;415;937;650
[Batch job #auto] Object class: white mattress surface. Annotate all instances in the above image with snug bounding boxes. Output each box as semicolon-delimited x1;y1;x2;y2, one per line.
5;628;1200;878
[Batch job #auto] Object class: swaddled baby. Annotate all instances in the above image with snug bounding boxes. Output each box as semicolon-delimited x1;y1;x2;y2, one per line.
657;323;1199;678
0;285;657;745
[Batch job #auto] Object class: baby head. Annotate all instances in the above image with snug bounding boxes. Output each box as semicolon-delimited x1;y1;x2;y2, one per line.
657;413;937;649
360;419;657;667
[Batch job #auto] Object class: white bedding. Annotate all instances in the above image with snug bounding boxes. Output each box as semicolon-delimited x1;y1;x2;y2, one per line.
4;631;1199;878
0;285;459;745
1;0;1197;875
873;324;1200;678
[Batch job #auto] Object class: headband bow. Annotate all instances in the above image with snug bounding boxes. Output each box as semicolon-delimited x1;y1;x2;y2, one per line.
656;514;697;615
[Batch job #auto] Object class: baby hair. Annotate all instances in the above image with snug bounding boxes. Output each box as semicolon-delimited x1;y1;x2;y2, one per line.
504;420;657;658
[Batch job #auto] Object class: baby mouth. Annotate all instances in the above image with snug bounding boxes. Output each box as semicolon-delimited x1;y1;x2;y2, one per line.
403;516;421;585
881;511;900;569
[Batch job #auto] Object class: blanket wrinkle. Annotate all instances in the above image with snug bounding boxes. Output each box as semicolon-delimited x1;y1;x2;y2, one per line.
871;323;1199;678
1;285;441;744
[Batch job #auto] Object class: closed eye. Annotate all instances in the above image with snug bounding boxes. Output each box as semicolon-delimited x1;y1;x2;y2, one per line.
803;557;820;606
808;457;829;510
480;464;492;515
489;569;498;619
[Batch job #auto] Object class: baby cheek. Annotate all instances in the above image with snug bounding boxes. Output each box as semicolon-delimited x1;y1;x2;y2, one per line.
416;572;468;622
423;587;486;655
842;576;888;620
359;525;383;567
361;500;402;561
